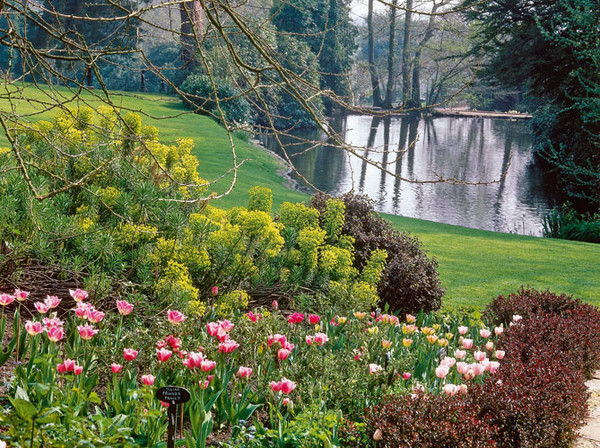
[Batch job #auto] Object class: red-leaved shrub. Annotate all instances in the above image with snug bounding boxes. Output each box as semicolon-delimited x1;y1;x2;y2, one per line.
483;287;583;325
471;354;588;447
499;308;600;378
363;288;598;448
364;393;498;448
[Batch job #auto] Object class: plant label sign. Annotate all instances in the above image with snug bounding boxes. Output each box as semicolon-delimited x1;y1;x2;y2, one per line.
156;386;190;448
156;386;190;405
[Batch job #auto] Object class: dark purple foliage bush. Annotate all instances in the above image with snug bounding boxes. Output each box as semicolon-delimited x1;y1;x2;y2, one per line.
310;193;444;313
363;288;599;448
472;354;588;447
364;392;498;448
483;286;583;325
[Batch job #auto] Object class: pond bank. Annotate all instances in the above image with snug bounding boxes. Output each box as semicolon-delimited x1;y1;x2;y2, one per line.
432;108;532;119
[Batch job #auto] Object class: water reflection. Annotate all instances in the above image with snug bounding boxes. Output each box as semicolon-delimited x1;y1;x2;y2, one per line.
262;115;555;236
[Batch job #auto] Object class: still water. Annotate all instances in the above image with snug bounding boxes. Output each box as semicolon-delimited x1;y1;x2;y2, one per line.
261;114;555;236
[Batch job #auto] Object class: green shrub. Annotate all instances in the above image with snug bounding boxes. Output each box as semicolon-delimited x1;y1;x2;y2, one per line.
180;73;251;124
248;186;273;213
310;193;444;314
542;202;600;243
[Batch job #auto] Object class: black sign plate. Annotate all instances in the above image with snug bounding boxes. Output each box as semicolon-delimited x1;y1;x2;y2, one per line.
156;386;191;405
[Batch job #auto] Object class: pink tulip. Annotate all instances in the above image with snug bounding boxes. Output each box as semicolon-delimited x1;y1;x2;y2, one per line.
369;363;382;375
56;363;67;374
305;335;314;345
74;302;93;319
219;320;234;332
512;315;523;322
283;398;291;406
34;302;49;314
402;372;411;380
14;289;29;301
271;300;279;310
200;380;210;389
494;326;504;336
165;335;182;350
73;365;83;375
270;380;282;392
116;300;134;316
458;326;469;335
313;332;329;346
207;322;220;337
69;289;88;302
111;363;123;373
78;325;99;340
456;362;469;374
218;340;240;353
279;378;296;394
495;350;505;360
486;341;494;351
123;348;139;361
237;366;252;379
474;351;486;362
441;357;456;368
0;294;15;307
47;326;64;342
167;309;186;325
462;338;474;349
488;361;500;374
184;352;204;369
471;363;486;376
200;359;216;372
157;348;172;362
43;317;63;329
309;314;320;324
246;311;260;322
25;320;44;335
459;384;468;394
63;358;76;372
44;295;61;309
88;309;105;323
277;348;291;361
435;365;449;379
480;328;491;338
280;381;296;395
406;314;416;323
287;312;304;324
267;334;287;348
142;374;155;386
443;384;458;396
211;286;219;296
455;349;467;359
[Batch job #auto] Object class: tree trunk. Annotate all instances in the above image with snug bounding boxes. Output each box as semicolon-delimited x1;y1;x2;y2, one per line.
401;0;413;105
180;1;204;72
367;0;383;107
382;0;398;109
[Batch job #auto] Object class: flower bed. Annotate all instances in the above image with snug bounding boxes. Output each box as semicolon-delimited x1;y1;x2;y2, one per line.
0;287;597;447
362;288;598;448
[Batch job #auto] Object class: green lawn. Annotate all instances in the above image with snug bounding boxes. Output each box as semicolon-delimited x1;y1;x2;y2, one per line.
3;85;599;308
385;215;600;308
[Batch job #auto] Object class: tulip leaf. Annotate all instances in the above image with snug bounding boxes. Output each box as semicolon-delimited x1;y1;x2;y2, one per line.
9;397;38;422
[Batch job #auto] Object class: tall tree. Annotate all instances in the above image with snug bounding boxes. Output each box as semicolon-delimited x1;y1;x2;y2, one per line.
179;1;204;72
270;0;357;111
367;0;384;107
464;0;600;206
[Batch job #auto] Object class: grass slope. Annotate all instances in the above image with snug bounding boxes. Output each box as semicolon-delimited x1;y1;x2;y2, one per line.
385;214;600;308
0;85;306;208
2;85;599;308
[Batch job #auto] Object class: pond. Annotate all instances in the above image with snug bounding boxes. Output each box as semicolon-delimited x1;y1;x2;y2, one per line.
260;114;557;236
